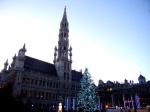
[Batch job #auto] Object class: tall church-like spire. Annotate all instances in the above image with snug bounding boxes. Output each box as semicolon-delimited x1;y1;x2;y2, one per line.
54;6;71;62
57;6;69;60
62;6;67;22
54;7;72;81
59;6;69;42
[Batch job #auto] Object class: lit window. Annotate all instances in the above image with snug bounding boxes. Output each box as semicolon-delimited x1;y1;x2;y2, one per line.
110;88;112;91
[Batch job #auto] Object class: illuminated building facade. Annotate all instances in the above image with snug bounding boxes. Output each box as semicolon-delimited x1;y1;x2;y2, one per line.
97;75;150;110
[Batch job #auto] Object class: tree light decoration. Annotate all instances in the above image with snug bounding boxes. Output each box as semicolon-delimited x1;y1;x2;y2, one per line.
77;68;98;112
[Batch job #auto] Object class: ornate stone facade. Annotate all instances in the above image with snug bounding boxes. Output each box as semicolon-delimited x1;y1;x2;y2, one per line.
0;7;82;111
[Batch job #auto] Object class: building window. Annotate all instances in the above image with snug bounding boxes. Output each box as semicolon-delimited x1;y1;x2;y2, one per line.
56;94;58;100
110;88;112;91
51;93;53;99
35;80;37;85
39;80;42;86
56;83;58;88
29;91;33;98
63;84;65;89
64;62;66;70
33;91;36;98
24;91;27;98
49;93;51;99
26;78;30;84
53;94;55;99
47;82;49;87
66;85;68;90
64;72;66;80
22;77;25;83
43;81;45;86
53;83;55;88
67;63;69;70
67;73;69;81
31;79;34;85
50;82;52;87
46;93;48;99
41;92;44;99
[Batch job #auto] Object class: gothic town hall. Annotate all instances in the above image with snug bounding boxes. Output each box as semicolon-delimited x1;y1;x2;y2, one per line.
0;7;82;111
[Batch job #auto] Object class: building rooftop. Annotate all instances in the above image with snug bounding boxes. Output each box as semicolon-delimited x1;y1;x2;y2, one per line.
24;56;58;77
24;56;82;82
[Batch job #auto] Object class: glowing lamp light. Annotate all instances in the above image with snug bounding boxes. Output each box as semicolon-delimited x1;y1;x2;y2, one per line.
116;106;118;109
106;105;108;108
58;102;62;112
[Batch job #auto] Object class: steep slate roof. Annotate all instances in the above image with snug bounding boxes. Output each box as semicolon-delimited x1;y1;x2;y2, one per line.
24;56;82;81
24;56;58;77
71;70;82;82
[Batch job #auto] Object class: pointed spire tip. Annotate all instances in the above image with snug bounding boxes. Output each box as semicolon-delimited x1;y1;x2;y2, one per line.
64;6;66;14
6;59;8;63
23;43;25;49
4;59;8;65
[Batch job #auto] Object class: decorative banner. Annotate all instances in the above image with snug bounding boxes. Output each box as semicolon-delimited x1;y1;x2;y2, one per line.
72;98;75;110
135;95;140;109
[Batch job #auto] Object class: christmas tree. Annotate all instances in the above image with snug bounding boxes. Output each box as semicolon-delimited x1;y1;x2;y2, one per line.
77;68;98;112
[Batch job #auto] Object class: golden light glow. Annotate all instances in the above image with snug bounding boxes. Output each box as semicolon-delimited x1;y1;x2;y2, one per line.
110;88;112;91
106;105;108;108
58;102;62;112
